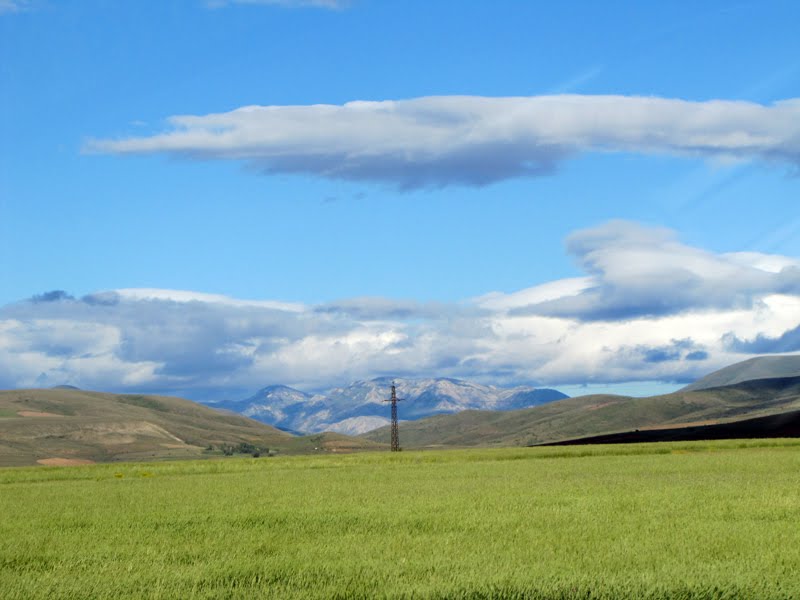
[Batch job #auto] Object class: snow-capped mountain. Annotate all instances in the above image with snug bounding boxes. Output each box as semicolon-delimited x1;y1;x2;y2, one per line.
217;377;567;434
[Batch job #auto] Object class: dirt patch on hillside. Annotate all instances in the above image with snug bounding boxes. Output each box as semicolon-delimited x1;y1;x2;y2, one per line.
67;421;184;444
17;410;62;417
37;457;96;466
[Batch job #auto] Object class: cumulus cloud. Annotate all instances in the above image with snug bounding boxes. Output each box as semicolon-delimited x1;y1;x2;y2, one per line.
508;220;800;320
87;95;800;188
2;222;799;398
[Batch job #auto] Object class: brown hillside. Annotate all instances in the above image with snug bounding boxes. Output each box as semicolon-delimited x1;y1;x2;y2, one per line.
0;388;384;466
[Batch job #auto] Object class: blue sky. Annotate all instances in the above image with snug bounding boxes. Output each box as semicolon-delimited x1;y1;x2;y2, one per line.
1;0;799;400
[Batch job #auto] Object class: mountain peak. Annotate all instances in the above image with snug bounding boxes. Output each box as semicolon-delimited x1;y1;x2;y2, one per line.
219;377;568;435
257;384;306;395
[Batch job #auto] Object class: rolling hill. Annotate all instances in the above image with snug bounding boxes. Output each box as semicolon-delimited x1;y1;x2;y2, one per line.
361;375;800;448
681;354;800;391
0;388;384;467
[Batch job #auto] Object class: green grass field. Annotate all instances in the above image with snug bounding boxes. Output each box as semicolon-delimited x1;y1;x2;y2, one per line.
2;440;799;599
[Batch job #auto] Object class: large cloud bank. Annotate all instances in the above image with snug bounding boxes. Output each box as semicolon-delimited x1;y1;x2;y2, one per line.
88;95;800;187
2;221;799;398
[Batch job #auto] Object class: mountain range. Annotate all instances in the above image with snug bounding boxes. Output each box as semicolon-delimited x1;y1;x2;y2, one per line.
361;355;800;448
216;377;568;435
2;354;800;466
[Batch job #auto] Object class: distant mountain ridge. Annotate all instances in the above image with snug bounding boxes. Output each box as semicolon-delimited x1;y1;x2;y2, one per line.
219;377;568;435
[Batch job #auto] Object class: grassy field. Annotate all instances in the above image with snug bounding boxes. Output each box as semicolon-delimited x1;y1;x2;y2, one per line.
2;441;799;599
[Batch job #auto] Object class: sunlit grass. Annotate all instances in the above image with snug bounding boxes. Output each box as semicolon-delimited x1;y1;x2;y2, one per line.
2;440;799;598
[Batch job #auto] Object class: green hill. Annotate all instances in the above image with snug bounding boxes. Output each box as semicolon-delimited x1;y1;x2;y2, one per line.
681;355;800;391
0;388;384;466
361;376;800;448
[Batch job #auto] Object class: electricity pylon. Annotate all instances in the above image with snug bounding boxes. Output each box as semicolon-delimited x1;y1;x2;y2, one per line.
383;383;403;451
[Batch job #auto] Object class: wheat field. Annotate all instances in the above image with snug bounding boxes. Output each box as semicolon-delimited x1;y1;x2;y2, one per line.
2;440;799;599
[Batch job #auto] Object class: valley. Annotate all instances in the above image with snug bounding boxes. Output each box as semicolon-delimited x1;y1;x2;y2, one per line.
3;355;800;466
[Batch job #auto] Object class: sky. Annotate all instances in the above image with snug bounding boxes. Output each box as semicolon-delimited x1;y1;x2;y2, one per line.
1;0;799;401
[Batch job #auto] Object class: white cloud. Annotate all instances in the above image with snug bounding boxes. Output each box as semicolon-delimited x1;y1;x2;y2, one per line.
87;95;800;188
507;220;800;320
476;277;591;311
111;288;304;312
2;221;799;397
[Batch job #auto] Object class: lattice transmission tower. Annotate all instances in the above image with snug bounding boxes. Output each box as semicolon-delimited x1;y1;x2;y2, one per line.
384;383;404;451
